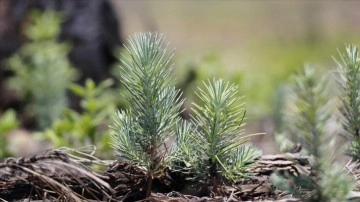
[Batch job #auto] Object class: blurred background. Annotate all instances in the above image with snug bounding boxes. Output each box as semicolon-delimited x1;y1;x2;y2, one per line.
1;0;360;158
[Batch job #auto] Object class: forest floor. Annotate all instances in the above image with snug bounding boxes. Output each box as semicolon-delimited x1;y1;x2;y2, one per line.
0;149;314;202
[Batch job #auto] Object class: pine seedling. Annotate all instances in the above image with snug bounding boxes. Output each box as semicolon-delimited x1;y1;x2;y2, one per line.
110;33;183;197
271;66;352;202
171;79;261;183
335;45;360;160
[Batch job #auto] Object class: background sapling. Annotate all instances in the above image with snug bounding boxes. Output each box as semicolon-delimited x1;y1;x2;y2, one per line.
272;66;352;202
6;11;74;129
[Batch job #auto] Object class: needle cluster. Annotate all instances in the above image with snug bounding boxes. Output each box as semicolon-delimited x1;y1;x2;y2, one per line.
336;45;360;159
170;79;261;182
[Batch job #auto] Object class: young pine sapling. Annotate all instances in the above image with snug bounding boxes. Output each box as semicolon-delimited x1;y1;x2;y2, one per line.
170;79;261;184
110;33;183;197
336;45;360;160
271;66;352;202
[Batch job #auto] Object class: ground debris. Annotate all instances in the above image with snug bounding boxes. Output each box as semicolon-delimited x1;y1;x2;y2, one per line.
252;153;311;176
0;148;117;201
103;161;148;201
0;150;332;202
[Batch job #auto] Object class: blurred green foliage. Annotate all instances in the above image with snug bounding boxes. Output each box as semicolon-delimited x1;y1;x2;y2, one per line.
176;36;360;119
272;66;352;201
44;79;116;156
7;11;74;129
0;109;19;159
246;38;350;117
4;10;117;158
25;10;62;41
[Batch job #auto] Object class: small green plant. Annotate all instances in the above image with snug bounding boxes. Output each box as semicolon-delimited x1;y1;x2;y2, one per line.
170;79;261;183
335;45;360;160
44;78;115;154
110;33;261;197
110;33;183;197
0;109;19;159
272;66;352;202
7;11;74;129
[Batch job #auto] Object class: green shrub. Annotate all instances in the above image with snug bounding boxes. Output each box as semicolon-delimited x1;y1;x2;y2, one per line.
7;11;74;129
44;78;115;154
